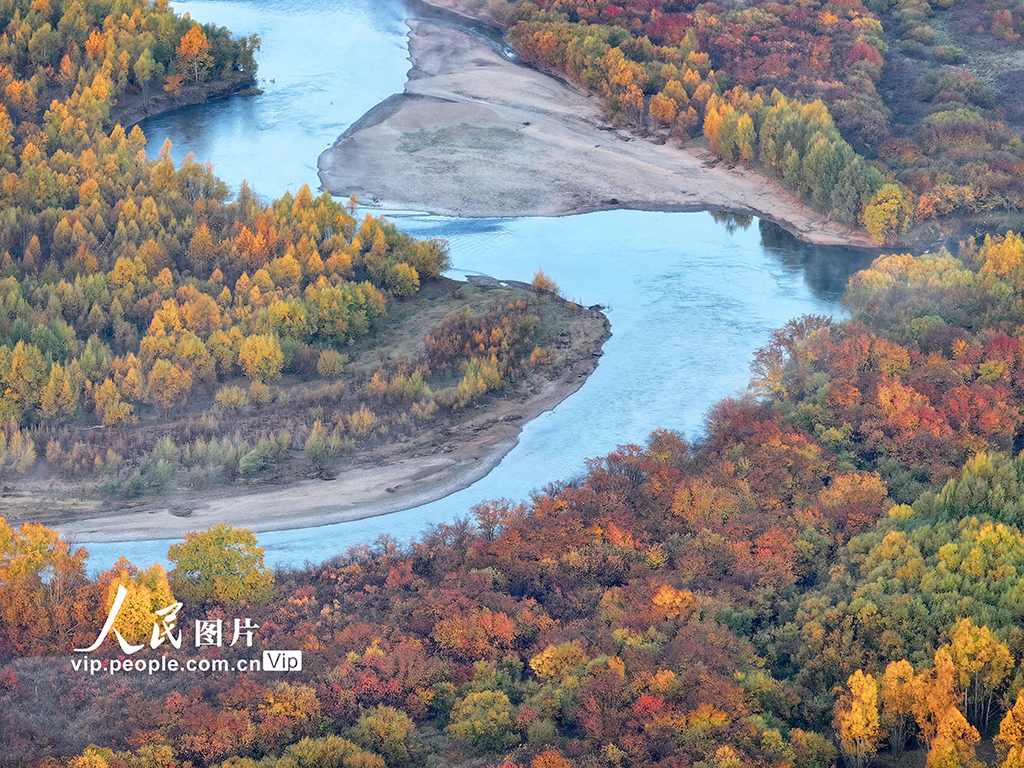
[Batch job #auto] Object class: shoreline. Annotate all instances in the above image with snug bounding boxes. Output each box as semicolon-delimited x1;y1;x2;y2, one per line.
109;73;257;131
318;17;878;249
43;295;609;544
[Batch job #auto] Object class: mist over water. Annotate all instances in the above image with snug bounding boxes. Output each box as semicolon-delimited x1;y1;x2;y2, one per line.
85;1;871;571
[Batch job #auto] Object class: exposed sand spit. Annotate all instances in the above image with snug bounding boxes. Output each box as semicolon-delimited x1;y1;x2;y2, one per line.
319;20;877;248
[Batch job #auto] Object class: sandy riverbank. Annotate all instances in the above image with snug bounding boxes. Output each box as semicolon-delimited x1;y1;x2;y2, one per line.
318;19;877;249
42;297;608;543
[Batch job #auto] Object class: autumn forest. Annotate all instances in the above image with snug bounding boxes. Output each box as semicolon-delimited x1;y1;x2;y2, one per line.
475;0;1024;243
4;0;1024;767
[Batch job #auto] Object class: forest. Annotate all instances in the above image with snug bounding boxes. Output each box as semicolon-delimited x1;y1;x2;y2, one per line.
5;0;1024;766
466;0;1024;244
11;234;1024;766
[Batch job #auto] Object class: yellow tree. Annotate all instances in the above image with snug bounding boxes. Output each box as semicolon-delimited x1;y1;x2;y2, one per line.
239;334;284;382
7;341;47;413
97;559;175;645
881;659;918;755
121;366;145;402
927;708;983;768
147;359;193;416
996;690;1024;768
39;362;79;420
167;524;275;606
735;113;756;163
914;648;961;747
186;222;216;274
834;669;881;768
864;183;915;244
530;641;588;683
947;618;1014;732
176;25;213;83
649;92;678;126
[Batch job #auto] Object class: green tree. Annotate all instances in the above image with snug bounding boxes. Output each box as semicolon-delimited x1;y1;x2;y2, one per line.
167;524;275;606
350;706;415;765
134;48;159;102
447;690;519;752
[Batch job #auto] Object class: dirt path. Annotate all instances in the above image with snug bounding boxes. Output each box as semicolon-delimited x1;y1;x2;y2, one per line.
318;19;877;248
43;302;608;543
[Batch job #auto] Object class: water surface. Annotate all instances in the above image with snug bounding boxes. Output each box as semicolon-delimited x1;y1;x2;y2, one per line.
143;0;411;195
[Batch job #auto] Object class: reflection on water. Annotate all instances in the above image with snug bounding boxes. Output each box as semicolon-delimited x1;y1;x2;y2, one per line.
82;0;876;571
758;220;878;301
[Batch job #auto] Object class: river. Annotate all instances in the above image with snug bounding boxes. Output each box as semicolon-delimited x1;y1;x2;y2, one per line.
81;0;872;571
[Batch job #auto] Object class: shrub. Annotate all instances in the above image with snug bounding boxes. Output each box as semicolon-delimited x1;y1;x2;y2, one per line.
532;268;559;294
215;385;249;411
317;349;347;378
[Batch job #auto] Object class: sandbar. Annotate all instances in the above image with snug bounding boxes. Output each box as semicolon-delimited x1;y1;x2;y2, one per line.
318;18;877;249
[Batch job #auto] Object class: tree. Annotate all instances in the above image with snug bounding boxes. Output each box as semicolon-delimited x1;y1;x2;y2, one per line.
96;560;175;645
881;659;917;755
735;113;756;162
39;362;79;421
239;334;284;382
177;25;213;83
447;690;518;752
649;92;678;126
7;341;47;413
284;737;383;768
147;359;193;416
317;350;346;378
187;222;216;275
164;74;184;98
996;691;1024;768
915;649;961;747
532;269;559;293
927;708;982;768
864;183;915;244
167;524;275;606
385;262;419;297
134;48;159;102
351;706;416;764
947;618;1013;732
0;517;90;654
834;670;881;768
532;751;572;768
